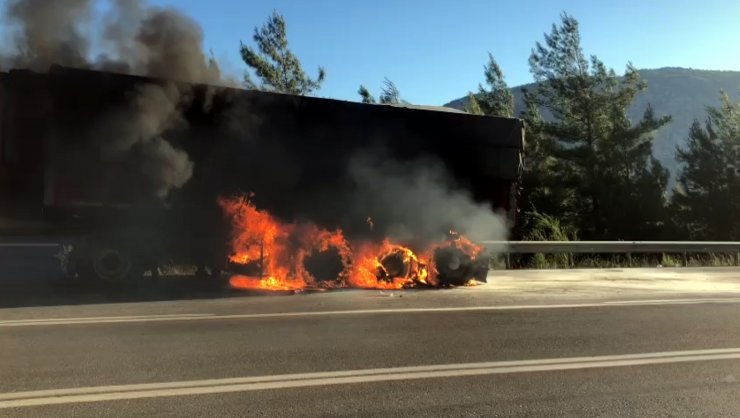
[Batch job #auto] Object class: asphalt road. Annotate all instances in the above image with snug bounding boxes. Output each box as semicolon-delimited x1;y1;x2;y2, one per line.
2;243;740;416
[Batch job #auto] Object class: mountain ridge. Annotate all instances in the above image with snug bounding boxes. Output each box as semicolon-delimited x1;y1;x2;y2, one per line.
444;67;740;180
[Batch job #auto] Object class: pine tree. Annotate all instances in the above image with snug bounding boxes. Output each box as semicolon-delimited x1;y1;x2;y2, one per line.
378;78;402;104
525;13;671;239
357;77;406;104
464;92;484;115
477;53;514;117
358;85;376;104
518;89;569;223
240;11;325;95
673;92;740;239
597;103;670;239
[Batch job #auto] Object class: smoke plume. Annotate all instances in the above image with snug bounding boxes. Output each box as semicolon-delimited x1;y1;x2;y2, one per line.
348;151;509;250
2;0;92;70
97;0;222;84
91;83;194;199
2;0;223;82
1;0;229;198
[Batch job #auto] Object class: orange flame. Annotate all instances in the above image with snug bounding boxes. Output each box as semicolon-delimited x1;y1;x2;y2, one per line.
229;275;303;291
219;196;352;291
424;231;484;285
440;231;482;258
347;240;429;289
294;223;353;288
219;196;484;291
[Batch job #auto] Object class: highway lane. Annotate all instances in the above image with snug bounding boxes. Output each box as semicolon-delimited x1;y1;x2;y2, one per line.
2;291;740;416
3;243;740;416
7;361;740;417
4;263;740;313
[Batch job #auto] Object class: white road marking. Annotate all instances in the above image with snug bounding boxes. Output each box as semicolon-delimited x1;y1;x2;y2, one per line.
2;347;740;408
0;313;214;326
3;297;740;327
604;297;740;305
0;243;59;247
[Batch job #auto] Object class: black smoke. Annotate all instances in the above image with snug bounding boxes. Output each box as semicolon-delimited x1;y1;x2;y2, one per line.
1;0;231;199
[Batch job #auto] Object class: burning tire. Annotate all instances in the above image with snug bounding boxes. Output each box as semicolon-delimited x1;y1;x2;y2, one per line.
433;246;491;286
373;246;428;287
378;250;411;281
433;246;473;286
304;247;345;284
431;232;490;286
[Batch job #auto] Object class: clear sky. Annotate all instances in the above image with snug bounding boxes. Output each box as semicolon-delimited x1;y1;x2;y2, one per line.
150;0;740;105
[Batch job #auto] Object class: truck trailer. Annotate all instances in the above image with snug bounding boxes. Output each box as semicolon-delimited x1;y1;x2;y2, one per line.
0;65;524;285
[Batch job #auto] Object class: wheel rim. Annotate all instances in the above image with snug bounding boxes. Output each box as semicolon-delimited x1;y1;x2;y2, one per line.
447;255;461;271
92;248;132;282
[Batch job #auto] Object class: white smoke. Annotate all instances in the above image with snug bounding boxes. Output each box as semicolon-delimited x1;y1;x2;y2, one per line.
348;153;509;247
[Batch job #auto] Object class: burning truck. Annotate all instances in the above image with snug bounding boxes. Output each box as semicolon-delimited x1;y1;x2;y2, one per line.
0;65;524;290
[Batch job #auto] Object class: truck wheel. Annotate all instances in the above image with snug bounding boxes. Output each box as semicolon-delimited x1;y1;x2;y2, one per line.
433;247;474;286
81;237;145;285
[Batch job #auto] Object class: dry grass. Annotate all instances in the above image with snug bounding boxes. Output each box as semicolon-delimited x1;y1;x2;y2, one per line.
493;252;740;269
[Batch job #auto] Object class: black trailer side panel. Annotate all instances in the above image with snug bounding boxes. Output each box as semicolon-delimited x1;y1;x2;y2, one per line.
1;66;524;244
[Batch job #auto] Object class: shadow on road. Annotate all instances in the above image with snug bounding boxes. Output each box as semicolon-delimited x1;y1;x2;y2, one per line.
0;244;438;309
0;276;256;309
0;245;302;308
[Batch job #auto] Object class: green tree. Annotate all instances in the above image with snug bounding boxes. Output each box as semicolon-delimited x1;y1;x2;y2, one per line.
358;85;376;104
240;11;325;95
357;77;406;104
477;53;514;117
517;90;571;230
379;78;402;104
464;92;484;115
672;92;740;239
525;13;671;239
597;104;671;239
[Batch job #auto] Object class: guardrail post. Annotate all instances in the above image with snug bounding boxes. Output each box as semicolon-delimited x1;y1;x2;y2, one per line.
505;252;511;269
682;251;688;267
627;252;632;267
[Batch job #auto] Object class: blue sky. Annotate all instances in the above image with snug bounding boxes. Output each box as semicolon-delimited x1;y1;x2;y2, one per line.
154;0;739;105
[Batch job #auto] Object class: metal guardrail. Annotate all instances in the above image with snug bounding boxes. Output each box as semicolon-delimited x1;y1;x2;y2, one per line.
478;241;740;268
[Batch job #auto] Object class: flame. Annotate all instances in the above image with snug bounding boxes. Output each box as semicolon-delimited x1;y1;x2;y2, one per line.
425;230;484;285
347;240;429;289
219;196;351;291
218;196;484;291
229;275;303;291
294;223;352;288
439;231;482;258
